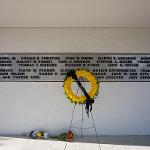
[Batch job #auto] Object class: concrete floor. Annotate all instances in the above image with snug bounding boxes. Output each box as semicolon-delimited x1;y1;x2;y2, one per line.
0;136;150;150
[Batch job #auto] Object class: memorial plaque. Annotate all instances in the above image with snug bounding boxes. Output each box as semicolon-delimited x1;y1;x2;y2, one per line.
0;53;150;82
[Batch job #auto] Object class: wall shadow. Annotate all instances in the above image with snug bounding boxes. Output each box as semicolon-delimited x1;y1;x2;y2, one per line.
72;135;150;146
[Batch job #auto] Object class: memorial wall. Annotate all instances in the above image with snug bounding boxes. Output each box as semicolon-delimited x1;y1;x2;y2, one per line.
0;53;150;82
0;28;150;135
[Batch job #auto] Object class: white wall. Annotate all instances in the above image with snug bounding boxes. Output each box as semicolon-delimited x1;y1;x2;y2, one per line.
0;28;150;135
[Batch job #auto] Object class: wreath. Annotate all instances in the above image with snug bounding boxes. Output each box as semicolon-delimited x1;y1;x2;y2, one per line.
63;69;99;116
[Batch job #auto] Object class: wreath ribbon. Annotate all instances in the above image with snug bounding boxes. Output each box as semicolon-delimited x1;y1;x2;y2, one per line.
67;70;94;116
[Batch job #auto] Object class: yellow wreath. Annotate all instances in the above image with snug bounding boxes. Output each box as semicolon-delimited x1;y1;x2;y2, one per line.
63;69;99;104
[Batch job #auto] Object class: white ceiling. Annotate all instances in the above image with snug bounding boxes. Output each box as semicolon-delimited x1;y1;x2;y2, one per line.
0;0;150;27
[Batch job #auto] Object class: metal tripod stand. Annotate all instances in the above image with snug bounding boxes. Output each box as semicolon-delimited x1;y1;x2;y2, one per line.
64;104;101;150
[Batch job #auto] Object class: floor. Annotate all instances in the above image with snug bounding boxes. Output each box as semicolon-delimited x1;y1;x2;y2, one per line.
0;136;150;150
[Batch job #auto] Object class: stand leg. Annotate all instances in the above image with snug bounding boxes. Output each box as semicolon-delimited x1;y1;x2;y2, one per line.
81;104;84;138
69;104;76;128
90;111;101;150
64;104;76;150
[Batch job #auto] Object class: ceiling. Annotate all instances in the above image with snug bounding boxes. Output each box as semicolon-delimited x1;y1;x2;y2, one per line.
0;0;150;27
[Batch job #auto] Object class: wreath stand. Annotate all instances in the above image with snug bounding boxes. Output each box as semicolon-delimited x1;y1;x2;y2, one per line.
63;69;101;150
64;104;101;150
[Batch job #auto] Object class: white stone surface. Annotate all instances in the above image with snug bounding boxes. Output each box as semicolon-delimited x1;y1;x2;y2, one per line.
0;28;150;53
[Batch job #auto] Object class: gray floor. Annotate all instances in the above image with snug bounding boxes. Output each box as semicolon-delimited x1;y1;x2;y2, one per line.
0;136;150;150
